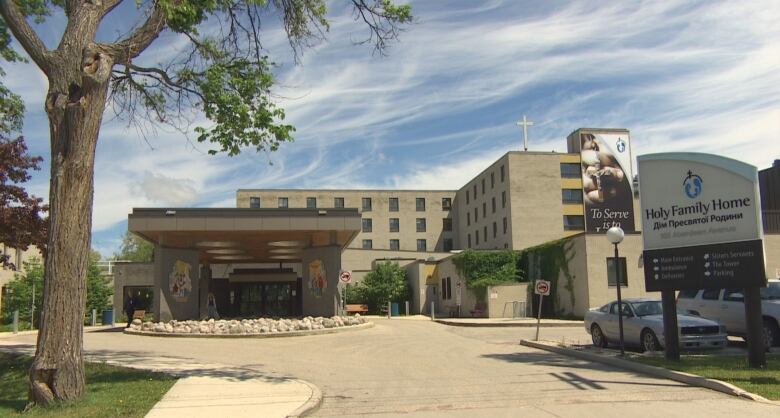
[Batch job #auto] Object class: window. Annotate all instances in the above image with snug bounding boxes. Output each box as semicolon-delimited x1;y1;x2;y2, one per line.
249;197;260;208
473;184;477;199
441;198;452;210
467;212;471;226
503;217;507;234
416;197;425;211
443;239;453;252
389;239;400;251
14;249;22;270
362;197;372;211
491;197;496;213
443;218;453;231
389;218;400;232
441;278;447;299
678;289;699;299
610;302;631;316
334;197;345;208
560;163;581;178
389;197;399;212
702;289;721;300
362;239;373;249
482;202;486;217
500;165;505;182
466;192;469;204
306;197;317;208
563;215;585;230
493;222;497;238
481;178;486;194
416;239;427;251
362;218;373;233
416;218;426;232
474;207;478;222
562;189;583;204
475;230;480;245
278;197;288;208
606;257;628;286
491;172;495;188
467;234;472;247
447;277;452;300
723;289;744;302
501;191;506;208
483;226;487;242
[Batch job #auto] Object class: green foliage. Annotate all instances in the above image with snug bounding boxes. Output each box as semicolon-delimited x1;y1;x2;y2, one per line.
517;238;576;316
1;257;43;326
113;231;154;262
451;250;522;301
347;262;409;313
86;251;112;312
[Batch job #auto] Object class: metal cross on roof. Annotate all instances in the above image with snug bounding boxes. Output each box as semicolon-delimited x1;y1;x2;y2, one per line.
516;115;534;151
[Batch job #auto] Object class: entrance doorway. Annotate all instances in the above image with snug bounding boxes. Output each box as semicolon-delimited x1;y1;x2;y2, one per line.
237;282;294;317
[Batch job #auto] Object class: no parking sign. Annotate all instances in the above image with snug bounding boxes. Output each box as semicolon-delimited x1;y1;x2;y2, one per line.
534;280;551;296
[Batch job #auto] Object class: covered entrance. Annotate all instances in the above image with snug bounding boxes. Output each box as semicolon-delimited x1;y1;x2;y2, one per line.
128;207;360;321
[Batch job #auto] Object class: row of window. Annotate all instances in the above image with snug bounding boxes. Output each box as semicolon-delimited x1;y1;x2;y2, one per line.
248;196;453;211
466;191;507;226
361;239;453;252
361;218;453;233
467;217;509;247
465;165;506;204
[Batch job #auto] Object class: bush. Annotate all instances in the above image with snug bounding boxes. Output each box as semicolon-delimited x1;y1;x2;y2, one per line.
347;262;410;313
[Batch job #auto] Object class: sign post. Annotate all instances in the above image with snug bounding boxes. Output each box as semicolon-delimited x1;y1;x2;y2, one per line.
534;280;550;341
339;271;352;315
638;153;767;366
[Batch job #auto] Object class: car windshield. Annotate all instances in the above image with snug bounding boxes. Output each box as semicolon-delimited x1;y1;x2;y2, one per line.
761;282;780;300
630;301;663;316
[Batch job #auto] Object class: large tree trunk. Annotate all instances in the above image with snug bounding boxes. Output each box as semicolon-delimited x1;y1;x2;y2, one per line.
28;44;113;405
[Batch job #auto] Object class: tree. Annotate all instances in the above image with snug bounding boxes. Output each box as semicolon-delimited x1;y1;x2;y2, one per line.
1;0;411;405
0;257;44;327
113;231;154;262
348;262;409;313
85;250;112;313
0;136;48;270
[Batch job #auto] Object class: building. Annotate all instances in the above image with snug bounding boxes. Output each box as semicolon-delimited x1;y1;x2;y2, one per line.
0;245;42;314
115;128;779;321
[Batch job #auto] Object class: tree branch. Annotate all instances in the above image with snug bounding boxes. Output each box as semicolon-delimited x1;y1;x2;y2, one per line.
106;4;166;64
0;1;52;72
101;0;125;18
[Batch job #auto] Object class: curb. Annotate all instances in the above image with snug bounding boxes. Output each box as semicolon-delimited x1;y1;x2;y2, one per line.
435;319;581;328
520;339;775;404
124;321;374;338
287;379;324;418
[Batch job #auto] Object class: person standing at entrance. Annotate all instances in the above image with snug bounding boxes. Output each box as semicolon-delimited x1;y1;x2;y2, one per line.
124;291;136;328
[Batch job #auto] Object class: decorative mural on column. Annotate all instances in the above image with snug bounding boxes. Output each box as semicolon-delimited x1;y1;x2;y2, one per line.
308;259;327;297
169;260;193;302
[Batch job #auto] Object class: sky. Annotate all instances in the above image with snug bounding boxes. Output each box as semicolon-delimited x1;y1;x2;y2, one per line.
3;0;779;258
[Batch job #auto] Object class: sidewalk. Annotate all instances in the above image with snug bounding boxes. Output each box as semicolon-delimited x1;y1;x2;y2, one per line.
434;317;582;327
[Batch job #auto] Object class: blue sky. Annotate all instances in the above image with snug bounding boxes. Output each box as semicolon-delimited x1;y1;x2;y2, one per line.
3;0;779;257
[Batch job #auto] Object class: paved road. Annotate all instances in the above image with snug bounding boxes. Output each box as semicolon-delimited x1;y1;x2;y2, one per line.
1;320;777;417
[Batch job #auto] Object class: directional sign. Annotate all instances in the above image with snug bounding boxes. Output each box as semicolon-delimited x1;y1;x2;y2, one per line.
339;270;352;284
643;239;766;291
534;280;551;296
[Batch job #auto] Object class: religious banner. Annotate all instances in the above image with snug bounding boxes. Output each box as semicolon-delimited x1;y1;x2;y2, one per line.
168;260;192;302
308;259;327;297
580;132;636;233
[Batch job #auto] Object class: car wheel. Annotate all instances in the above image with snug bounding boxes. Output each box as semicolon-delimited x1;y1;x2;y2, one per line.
763;319;779;348
591;324;608;348
641;329;661;352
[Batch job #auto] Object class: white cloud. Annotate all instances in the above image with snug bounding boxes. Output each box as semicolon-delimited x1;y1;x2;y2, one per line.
135;171;198;206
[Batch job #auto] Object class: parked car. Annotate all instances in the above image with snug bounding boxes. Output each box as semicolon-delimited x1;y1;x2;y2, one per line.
676;280;780;348
585;298;728;352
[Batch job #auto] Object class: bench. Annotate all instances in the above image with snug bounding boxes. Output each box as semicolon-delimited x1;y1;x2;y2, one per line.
346;304;368;315
132;310;146;320
470;303;486;317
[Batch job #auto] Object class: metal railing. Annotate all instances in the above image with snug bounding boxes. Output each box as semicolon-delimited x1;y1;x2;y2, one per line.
501;301;528;318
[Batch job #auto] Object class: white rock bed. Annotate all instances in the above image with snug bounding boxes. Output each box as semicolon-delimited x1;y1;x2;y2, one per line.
128;315;368;335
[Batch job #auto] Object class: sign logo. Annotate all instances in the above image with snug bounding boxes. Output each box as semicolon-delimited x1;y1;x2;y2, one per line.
616;137;626;153
683;170;703;199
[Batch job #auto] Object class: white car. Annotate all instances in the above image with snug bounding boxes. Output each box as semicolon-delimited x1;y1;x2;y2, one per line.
676;280;780;348
585;298;728;352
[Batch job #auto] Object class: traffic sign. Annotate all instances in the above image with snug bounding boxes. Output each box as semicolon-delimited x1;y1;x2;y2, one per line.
339;270;352;284
534;280;551;296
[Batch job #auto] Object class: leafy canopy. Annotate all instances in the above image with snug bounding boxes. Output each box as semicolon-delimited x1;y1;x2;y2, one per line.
113;231;154;262
347;261;409;312
451;250;523;301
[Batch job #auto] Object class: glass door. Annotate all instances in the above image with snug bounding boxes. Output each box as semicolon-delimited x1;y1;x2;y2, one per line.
263;283;293;317
239;284;263;317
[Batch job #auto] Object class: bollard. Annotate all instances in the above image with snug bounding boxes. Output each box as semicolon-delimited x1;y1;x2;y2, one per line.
387;301;391;319
91;309;97;326
405;301;409;316
431;302;435;321
13;310;19;334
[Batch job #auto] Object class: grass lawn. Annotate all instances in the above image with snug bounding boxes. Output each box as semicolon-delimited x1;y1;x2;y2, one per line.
631;354;780;400
0;352;177;417
0;323;34;333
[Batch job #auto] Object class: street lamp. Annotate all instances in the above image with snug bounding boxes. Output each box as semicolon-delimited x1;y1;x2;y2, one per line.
606;226;626;356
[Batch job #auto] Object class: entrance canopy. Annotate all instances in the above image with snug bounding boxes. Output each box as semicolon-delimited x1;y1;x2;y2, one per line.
128;208;361;264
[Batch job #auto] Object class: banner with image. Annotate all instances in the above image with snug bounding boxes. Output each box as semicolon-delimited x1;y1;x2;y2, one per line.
580;133;635;233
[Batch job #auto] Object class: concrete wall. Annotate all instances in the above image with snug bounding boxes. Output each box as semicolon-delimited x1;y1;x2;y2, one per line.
112;262;154;321
486;283;529;318
455;154;513;250
236;190;457;252
301;246;342;317
765;234;780;280
433;257;478;317
582;234;648;315
154;247;200;321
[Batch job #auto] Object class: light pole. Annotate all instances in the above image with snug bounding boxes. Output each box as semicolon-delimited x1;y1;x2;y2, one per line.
607;226;626;356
